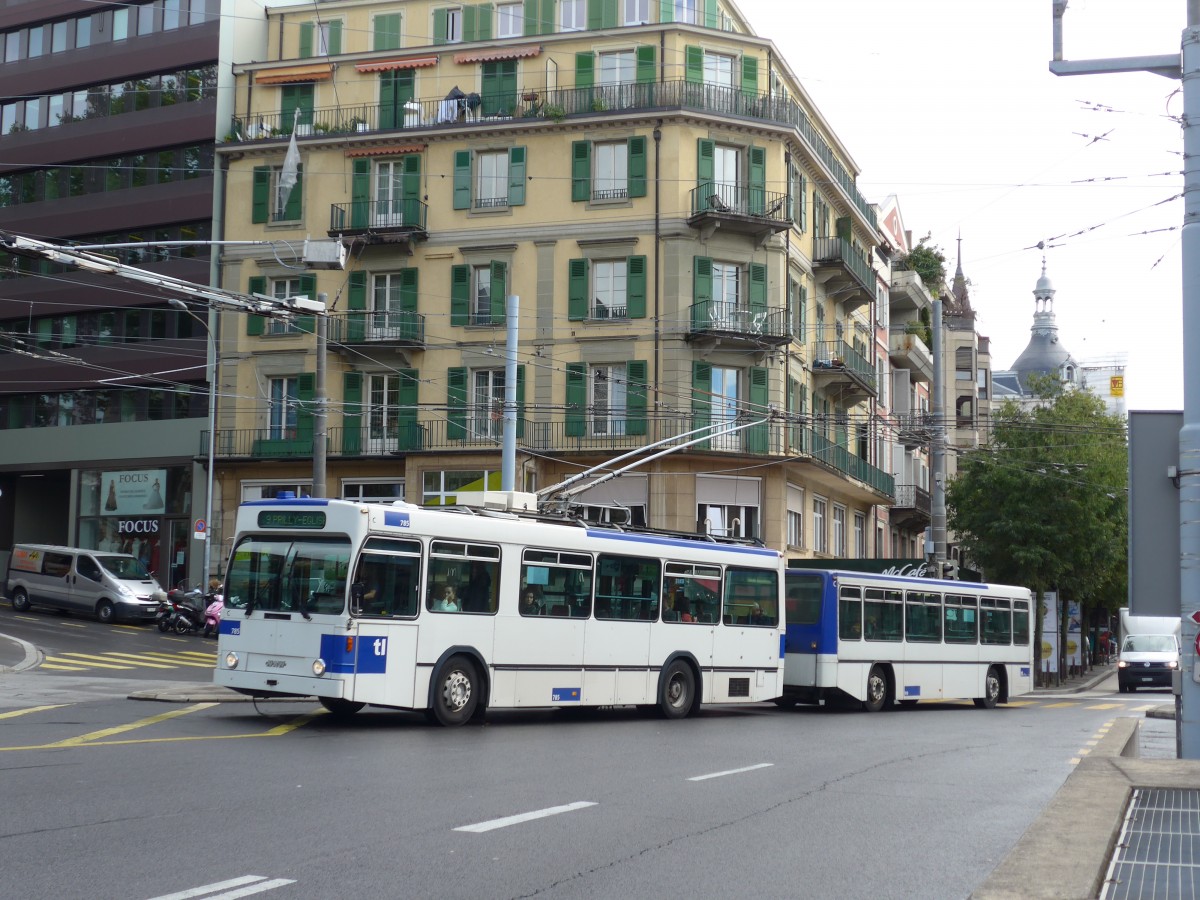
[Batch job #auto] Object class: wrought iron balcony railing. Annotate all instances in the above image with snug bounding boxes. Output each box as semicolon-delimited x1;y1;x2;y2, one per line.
811;340;877;393
329;197;428;234
688;300;791;343
326;310;425;346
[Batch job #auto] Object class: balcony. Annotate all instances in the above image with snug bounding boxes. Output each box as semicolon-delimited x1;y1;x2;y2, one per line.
687;300;791;347
226;79;877;232
888;329;933;383
206;416;894;497
891;483;931;530
812;237;876;312
810;340;877;398
327;310;425;349
328;198;428;245
889;268;933;314
895;413;933;450
687;184;791;245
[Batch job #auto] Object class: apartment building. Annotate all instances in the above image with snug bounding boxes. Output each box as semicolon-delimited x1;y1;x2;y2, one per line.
213;0;896;559
0;0;269;585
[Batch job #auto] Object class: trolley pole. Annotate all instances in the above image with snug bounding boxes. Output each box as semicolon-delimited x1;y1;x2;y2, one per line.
1049;0;1199;756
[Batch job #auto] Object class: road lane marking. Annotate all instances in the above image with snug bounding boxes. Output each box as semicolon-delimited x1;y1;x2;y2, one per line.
687;762;774;782
0;704;68;719
43;655;133;670
454;801;598;833
1086;703;1123;710
1043;701;1080;708
96;653;178;669
144;874;296;900
141;653;216;668
56;622;87;628
49;703;216;747
0;711;321;752
39;663;89;671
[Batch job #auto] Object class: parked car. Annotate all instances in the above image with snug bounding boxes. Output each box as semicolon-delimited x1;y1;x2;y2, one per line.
6;543;166;624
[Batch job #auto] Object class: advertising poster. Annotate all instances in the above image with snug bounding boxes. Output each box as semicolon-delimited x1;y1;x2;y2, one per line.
100;469;167;516
1041;592;1059;674
1065;600;1082;668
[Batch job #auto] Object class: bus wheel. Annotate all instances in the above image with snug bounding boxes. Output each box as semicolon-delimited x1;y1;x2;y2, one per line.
863;665;890;713
974;667;1001;709
659;660;695;719
433;655;479;727
319;698;365;717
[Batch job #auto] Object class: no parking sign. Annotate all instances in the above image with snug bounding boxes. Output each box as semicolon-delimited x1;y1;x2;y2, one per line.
192;518;206;540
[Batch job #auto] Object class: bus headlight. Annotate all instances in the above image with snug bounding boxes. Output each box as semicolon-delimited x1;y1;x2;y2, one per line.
225;651;239;669
312;658;327;677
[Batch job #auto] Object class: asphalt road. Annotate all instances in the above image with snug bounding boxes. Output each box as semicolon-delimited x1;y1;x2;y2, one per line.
0;612;1167;900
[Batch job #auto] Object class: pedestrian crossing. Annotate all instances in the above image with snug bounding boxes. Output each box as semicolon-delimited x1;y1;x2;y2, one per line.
39;649;216;673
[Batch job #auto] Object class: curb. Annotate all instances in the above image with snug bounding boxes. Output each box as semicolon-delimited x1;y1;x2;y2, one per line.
0;632;44;674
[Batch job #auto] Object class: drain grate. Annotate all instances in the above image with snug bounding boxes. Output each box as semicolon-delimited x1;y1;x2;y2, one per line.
1101;788;1200;899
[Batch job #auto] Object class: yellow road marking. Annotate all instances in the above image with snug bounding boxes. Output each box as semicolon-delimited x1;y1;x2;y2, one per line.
112;625;143;632
1069;757;1082;765
1006;700;1035;707
0;705;69;720
1078;748;1091;755
49;703;217;747
97;653;177;669
39;663;89;671
140;654;215;669
14;615;40;622
1133;704;1158;712
0;710;323;752
1086;703;1123;710
1043;702;1079;708
44;656;133;670
57;622;87;629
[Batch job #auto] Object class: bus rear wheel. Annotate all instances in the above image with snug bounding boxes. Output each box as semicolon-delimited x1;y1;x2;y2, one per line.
863;665;890;713
659;660;695;719
319;697;365;717
433;655;479;727
974;667;1001;709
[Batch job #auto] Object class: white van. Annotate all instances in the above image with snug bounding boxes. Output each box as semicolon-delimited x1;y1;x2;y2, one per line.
6;544;165;624
1117;607;1182;693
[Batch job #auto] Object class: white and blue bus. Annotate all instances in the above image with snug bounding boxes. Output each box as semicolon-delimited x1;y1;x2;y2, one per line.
214;494;785;725
780;569;1033;711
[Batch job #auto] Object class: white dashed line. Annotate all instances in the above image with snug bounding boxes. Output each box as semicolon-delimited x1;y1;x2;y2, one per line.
454;801;598;833
688;762;774;782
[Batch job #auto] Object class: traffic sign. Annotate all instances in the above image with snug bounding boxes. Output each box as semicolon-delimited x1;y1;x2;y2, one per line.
1191;611;1200;626
193;518;206;540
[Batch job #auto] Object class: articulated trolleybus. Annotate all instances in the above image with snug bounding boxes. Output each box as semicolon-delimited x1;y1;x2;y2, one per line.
781;569;1033;711
215;493;785;725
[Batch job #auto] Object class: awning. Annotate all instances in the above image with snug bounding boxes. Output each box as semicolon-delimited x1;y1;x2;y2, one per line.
256;63;334;85
453;45;541;64
346;143;427;158
355;56;439;74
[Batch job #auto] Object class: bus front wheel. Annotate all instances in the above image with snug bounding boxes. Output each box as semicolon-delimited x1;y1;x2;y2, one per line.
974;667;1001;709
863;665;890;713
659;660;695;719
433;655;479;727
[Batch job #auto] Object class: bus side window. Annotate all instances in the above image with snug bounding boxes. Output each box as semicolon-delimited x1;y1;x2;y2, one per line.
839;587;862;640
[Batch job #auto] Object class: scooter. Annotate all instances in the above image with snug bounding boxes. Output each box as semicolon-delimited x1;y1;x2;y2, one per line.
202;594;223;638
158;583;205;634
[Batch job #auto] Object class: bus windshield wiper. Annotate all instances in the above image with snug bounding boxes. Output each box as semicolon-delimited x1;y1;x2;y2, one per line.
298;592;312;621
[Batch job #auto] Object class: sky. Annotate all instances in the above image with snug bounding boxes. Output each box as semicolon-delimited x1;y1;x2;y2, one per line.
736;0;1187;412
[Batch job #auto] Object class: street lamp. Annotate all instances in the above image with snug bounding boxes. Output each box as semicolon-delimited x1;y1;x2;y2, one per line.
169;298;218;587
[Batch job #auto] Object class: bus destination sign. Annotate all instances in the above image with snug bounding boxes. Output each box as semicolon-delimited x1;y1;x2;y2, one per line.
257;510;327;530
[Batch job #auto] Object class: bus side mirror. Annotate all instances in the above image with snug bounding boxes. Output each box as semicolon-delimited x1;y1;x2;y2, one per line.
350;582;365;612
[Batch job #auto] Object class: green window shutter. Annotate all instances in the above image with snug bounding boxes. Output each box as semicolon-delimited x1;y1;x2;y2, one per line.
296;372;315;439
397;369;421;450
490;261;507;323
565;362;586;437
836;215;852;241
799;174;807;231
399;267;419;315
603;0;618;27
351;158;371;229
747;366;769;453
692;255;712;329
342;371;363;455
380;71;396;128
636;45;656;84
295;274;316;334
281;84;314;129
450;264;470;326
327;19;342;55
576;51;594;89
247;276;266;335
433;8;448;44
508;146;526;206
748;145;766;215
463;4;477;40
568;258;589;320
515;364;526;438
299;21;313;58
659;0;673;22
748;262;767;312
626;255;646;318
447;367;467;440
347;271;367;342
524;0;538;35
571;140;592;202
281;165;303;221
540;0;555;33
691;361;712;445
587;0;603;29
628;136;646;198
685;45;704;84
476;3;494;41
625;360;647;436
697;138;714;190
741;55;758;98
251;166;271;224
374;13;401;50
704;0;718;28
453;150;471;210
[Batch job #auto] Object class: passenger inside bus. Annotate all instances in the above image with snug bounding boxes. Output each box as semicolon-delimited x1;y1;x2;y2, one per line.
520;589;543;616
434;584;461;612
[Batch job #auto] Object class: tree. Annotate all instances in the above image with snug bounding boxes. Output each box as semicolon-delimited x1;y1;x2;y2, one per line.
946;377;1127;685
898;233;947;295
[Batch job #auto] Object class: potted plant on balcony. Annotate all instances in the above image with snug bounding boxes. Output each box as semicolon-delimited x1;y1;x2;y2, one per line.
349;115;369;133
542;103;566;123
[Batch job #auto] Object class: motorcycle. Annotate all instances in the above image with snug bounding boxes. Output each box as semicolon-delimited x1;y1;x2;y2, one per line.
202;594;223;638
158;583;205;634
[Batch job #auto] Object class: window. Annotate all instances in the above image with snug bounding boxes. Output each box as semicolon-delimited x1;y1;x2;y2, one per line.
977;366;989;399
813;496;828;553
832;505;847;556
476;150;508;209
945;594;978;644
51;20;70;52
590;364;627;436
955;347;973;381
712;260;741;326
497;2;522;37
854;512;866;559
269;377;300;439
592;260;628;319
593;141;629;200
267;278;305;334
316;21;336;56
427;541;498;613
374;158;419;226
561;0;585;30
598;49;635;85
453;147;526;210
163;0;183;31
366;373;411;451
472;264;496;324
839;585;862;640
373;13;402;50
724;568;777;626
353;537;420;617
906;591;942;642
439;6;464;43
674;0;700;24
450;261;507;326
571;138;646;202
699;503;759;540
472;368;505;438
370;270;419;339
981;597;1012;645
864;588;903;641
704;51;735;87
251;164;304;224
521;549;593;617
625;0;650;25
595;555;659;621
787;510;802;549
343;481;405;503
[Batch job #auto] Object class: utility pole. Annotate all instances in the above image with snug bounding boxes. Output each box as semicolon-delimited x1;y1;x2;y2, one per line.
1049;0;1198;757
930;296;947;574
501;294;519;492
312;293;328;499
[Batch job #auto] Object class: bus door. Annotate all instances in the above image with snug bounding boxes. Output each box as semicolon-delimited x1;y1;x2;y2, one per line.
712;566;782;697
344;538;422;708
585;553;658;705
783;571;828;688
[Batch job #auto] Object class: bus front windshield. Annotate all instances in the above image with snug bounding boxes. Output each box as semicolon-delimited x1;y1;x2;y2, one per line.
225;536;352;615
